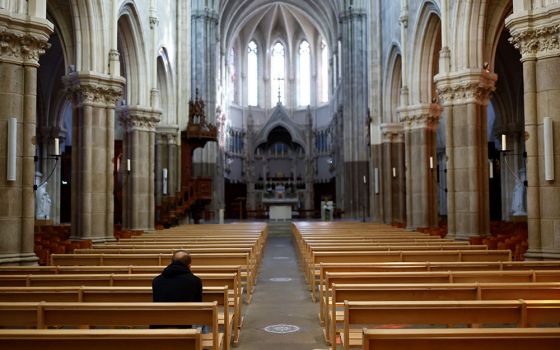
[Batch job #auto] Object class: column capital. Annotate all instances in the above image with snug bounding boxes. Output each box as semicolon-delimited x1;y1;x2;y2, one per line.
64;72;125;108
506;5;560;61
0;12;53;66
156;125;180;145
435;69;497;106
380;123;404;143
118;105;162;132
399;104;441;131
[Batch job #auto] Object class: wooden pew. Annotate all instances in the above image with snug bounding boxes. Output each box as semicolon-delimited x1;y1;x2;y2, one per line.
0;272;241;345
320;270;560;325
0;329;202;350
362;328;560;350
306;250;512;287
50;253;257;303
341;300;560;350
0;302;221;350
326;282;560;347
314;261;560;302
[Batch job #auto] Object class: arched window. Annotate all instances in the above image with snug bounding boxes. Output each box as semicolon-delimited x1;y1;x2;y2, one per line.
271;42;285;106
247;41;258;106
298;41;310;106
228;47;236;103
320;41;329;103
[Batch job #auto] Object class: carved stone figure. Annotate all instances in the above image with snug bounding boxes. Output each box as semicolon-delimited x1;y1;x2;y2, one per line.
35;182;51;220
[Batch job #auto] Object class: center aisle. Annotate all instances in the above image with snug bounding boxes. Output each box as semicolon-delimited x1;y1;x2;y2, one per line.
237;223;327;350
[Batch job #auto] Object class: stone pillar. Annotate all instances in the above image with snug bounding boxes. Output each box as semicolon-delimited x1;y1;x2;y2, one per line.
119;106;161;231
0;9;52;265
380;124;406;224
64;72;124;242
155;127;179;206
190;6;222;215
436;70;497;240
507;5;560;259
401;104;440;229
339;6;369;217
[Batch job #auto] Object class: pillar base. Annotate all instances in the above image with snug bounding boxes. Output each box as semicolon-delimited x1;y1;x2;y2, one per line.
525;249;560;261
0;253;39;266
70;236;117;244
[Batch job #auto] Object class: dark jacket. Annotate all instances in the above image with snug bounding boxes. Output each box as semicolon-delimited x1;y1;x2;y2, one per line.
152;262;203;302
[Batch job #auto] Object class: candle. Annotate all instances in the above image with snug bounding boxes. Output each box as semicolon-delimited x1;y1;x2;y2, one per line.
429;156;434;169
162;168;168;195
363;175;366;184
501;134;506;151
489;160;494;179
127;159;131;172
392;167;397;178
54;138;60;156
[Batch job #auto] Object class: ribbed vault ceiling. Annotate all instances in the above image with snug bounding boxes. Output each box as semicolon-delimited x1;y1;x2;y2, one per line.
219;0;338;52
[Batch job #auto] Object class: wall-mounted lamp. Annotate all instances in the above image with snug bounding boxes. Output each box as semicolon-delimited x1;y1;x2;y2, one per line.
126;158;131;173
7;118;17;182
429;156;434;170
392;167;397;178
501;134;507;152
544;117;554;181
162;168;168;195
33;136;62;191
374;167;379;194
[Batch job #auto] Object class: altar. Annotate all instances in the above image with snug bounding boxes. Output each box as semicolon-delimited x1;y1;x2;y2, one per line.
262;197;298;221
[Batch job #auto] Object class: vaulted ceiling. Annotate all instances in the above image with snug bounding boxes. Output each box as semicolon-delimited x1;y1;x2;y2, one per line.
219;0;338;53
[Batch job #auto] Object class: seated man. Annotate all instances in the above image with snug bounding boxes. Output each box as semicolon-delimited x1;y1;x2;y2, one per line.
151;250;203;328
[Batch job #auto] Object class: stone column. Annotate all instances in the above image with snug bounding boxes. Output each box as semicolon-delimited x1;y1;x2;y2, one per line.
0;9;52;265
119;106;161;231
64;72;124;242
401;104;440;229
436;70;497;240
190;6;222;215
155;127;179;206
507;5;560;259
379;124;406;224
339;6;369;217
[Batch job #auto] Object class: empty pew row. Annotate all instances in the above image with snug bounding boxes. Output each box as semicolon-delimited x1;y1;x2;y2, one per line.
319;270;560;326
361;328;560;350
304;250;512;295
326;282;560;347
314;261;560;301
339;300;560;350
0;302;223;350
0;329;203;350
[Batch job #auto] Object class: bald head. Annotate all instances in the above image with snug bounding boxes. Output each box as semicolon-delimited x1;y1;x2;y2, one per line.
172;250;192;267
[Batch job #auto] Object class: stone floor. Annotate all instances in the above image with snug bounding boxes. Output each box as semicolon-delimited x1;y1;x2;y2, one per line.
237;222;328;350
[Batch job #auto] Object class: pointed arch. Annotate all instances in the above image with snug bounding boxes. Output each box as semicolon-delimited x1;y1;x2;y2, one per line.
118;1;149;105
157;47;176;125
383;45;402;124
409;1;441;105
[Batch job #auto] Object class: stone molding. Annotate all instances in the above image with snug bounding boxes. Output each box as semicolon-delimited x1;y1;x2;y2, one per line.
380;122;404;143
506;5;560;60
435;70;497;106
119;106;162;132
64;72;125;108
156;126;179;145
399;104;441;131
0;12;53;66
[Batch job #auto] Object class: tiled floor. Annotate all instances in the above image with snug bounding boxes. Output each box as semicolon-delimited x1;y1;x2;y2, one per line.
237;224;328;350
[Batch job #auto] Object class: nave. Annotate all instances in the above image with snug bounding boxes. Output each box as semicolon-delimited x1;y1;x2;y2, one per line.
1;221;560;349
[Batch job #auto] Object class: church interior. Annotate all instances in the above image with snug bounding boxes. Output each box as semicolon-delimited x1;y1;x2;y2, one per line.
1;0;560;348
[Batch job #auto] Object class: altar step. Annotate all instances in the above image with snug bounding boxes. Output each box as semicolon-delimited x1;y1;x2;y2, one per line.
267;221;292;236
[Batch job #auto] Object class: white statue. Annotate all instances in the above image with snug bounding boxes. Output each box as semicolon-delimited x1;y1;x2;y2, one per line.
511;168;527;216
35;182;51;220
